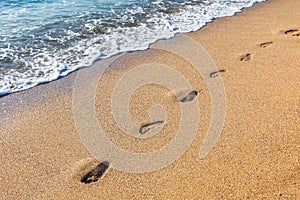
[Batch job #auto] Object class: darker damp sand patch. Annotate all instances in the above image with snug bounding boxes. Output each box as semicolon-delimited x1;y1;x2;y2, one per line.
81;161;110;184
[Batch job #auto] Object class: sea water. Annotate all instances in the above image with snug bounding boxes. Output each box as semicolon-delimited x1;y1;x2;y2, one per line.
0;0;265;96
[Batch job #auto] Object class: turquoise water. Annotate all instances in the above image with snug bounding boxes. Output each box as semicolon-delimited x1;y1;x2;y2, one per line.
0;0;265;96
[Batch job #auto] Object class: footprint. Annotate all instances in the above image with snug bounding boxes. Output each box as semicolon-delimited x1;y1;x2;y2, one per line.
179;90;199;102
210;69;226;78
284;29;299;36
81;161;110;184
139;121;164;135
259;41;273;48
240;53;252;61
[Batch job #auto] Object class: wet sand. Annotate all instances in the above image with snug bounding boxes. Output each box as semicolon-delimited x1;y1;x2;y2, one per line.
0;0;299;199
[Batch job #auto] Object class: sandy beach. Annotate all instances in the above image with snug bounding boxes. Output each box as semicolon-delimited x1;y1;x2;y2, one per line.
0;0;299;199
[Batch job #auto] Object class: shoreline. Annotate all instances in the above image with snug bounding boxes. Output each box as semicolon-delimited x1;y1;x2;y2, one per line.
1;0;300;199
0;0;266;98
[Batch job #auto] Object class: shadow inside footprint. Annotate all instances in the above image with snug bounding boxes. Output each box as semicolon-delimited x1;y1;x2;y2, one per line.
81;161;110;184
139;121;164;135
240;53;252;61
259;41;273;48
284;29;299;36
180;90;198;102
210;69;226;78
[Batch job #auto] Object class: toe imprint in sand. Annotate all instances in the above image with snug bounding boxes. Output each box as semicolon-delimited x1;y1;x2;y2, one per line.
180;90;198;102
81;161;110;184
139;121;164;135
259;41;273;48
240;53;252;61
284;29;299;36
210;69;226;78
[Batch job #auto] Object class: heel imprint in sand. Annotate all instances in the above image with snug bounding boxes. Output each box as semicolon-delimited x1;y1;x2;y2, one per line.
240;53;252;61
139;121;164;135
81;161;110;184
284;29;299;36
210;69;226;78
180;90;199;102
259;41;273;48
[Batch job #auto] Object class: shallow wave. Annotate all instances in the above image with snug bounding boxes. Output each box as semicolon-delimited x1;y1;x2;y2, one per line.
0;0;265;96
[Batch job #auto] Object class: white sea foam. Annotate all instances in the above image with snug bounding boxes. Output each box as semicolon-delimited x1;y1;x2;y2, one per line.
0;0;266;96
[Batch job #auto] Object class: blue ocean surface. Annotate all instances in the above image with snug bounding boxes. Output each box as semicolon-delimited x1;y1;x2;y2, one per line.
0;0;265;96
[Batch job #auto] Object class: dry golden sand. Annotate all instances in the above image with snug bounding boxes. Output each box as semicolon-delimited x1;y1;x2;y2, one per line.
0;0;299;199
